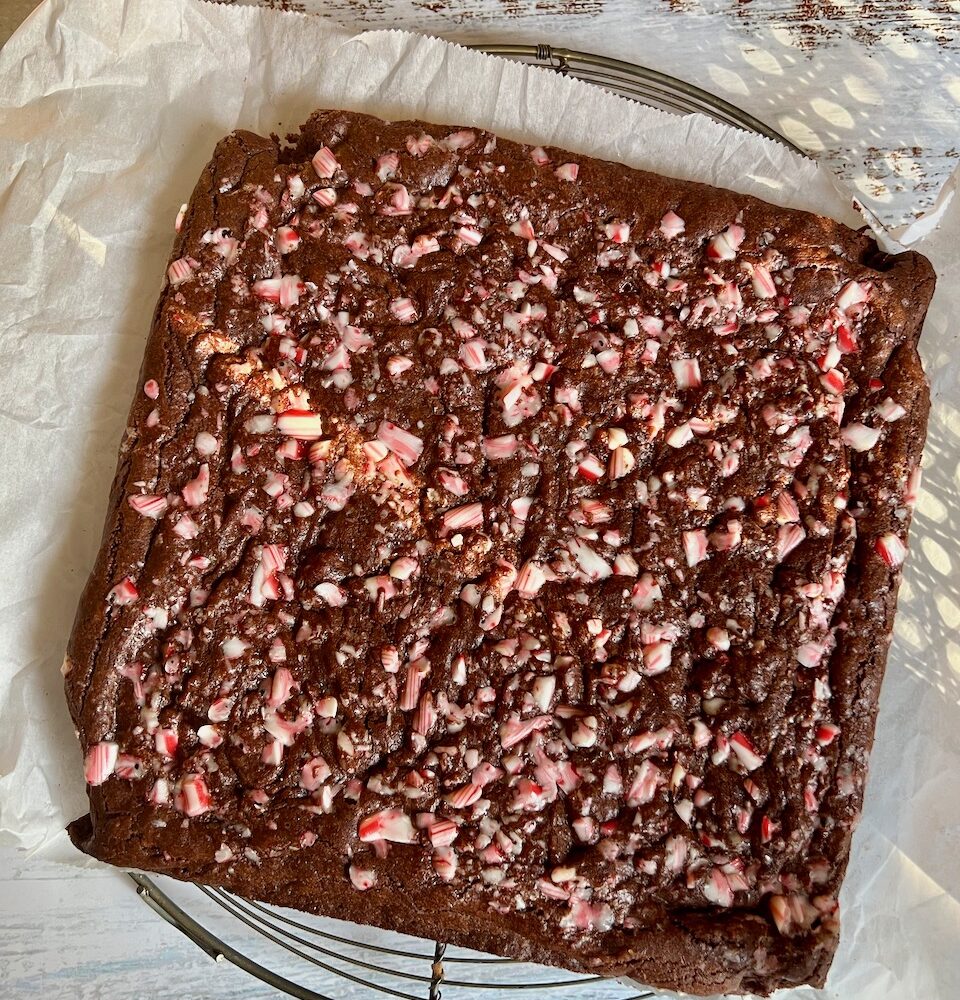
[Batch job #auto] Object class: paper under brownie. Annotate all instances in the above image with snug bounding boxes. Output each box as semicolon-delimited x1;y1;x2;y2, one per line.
64;110;934;996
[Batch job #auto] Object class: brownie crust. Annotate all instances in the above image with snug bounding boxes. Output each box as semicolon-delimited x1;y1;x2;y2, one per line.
65;111;934;996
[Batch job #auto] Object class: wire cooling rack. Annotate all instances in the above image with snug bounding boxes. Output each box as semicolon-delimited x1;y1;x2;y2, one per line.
129;43;791;999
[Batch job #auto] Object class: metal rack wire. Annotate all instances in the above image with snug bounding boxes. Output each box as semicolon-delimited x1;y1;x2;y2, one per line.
130;43;789;998
467;44;801;154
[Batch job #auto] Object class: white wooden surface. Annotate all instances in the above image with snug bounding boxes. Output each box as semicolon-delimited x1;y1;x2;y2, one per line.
1;1;958;998
0;852;268;999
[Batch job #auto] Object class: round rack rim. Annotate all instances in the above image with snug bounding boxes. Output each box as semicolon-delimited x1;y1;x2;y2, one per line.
466;42;805;156
131;873;659;1000
131;40;788;999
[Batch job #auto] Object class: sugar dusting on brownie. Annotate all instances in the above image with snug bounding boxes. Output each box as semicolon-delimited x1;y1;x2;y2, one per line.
65;111;934;996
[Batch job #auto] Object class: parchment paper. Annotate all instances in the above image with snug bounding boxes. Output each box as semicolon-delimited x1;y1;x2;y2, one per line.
0;1;957;996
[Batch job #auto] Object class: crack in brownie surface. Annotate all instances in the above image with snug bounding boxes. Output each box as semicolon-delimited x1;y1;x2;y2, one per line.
65;110;933;996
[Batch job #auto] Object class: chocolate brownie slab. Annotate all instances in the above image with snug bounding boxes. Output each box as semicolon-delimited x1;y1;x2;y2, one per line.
64;110;933;995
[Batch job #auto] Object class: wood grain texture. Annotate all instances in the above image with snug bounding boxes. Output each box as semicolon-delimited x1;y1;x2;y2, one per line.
0;848;636;999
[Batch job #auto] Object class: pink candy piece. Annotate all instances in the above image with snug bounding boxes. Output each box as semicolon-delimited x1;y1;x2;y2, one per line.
349;865;377;891
840;422;881;453
438;469;470;496
775;523;806;562
671;358;702;390
483;434;518;460
182;463;210;507
641;641;673;676
276;226;301;254
626;760;661;806
683;529;709;567
837;279;870;313
376;151;400;181
499;714;552;750
659;211;685;239
301;757;331;791
750;263;777;298
429;819;458;847
515;561;547;599
167;257;196;286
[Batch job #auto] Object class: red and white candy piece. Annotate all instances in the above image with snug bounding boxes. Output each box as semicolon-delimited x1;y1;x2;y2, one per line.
197;725;222;749
349;865;377;891
429;819;458;847
433;847;458;881
706;224;745;261
500;714;552;750
568;539;613;580
875;532;906;568
483;434;518;460
176;774;212;817
275;226;301;254
389;297;418;323
775;523;806;562
515;561;547;599
277;409;324;440
604;222;630;244
877;397;907;422
641;641;673;676
221;636;249;660
750;263;776;298
625;760;662;806
195;431;219;456
167;257;196;286
577;453;605;482
84;741;118;786
128;493;168;519
108;577;139;605
729;731;764;771
442;502;483;534
837;279;870;313
312;146;340;179
376;151;400;181
671;358;701;390
358;808;416;843
155;728;178;757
